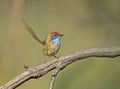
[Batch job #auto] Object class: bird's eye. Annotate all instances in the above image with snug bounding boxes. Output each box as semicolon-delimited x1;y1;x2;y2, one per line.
52;34;58;39
54;34;57;37
54;34;57;36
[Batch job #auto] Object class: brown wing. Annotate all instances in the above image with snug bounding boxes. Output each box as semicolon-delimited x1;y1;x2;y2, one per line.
22;19;44;45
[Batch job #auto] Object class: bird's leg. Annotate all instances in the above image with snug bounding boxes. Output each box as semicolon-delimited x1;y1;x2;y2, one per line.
53;55;59;59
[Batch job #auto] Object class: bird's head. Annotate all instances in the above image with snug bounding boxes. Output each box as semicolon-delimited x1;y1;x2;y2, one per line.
46;32;63;45
51;32;63;40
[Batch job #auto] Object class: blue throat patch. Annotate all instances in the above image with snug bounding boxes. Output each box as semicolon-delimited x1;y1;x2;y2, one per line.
51;37;61;45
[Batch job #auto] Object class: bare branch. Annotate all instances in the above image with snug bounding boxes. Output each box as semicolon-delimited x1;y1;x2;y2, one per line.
0;47;120;89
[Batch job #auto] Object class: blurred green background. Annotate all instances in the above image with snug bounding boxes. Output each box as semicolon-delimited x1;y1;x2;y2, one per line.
0;0;120;89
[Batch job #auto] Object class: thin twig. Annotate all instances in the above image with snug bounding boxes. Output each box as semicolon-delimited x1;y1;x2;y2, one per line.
50;68;60;89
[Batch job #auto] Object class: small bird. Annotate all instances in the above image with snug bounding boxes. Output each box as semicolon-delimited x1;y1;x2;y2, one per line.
22;20;63;58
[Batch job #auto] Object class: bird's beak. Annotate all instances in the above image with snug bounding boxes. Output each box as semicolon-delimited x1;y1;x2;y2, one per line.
60;34;64;37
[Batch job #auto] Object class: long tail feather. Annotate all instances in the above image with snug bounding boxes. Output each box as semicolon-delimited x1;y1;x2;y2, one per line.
22;19;44;45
